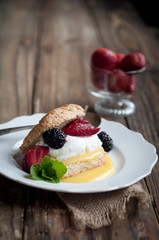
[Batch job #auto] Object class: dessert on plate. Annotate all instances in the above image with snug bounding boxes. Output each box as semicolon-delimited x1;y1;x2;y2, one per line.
20;104;114;183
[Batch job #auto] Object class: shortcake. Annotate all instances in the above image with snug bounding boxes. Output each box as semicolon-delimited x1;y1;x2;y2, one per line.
20;104;113;180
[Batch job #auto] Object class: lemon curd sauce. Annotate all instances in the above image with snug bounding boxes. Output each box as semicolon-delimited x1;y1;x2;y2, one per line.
61;152;115;183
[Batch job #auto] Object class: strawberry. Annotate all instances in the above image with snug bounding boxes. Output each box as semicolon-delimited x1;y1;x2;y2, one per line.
116;53;125;68
63;118;100;136
91;66;109;90
91;48;117;71
22;145;49;172
22;155;30;173
124;75;136;94
107;69;129;93
120;52;146;71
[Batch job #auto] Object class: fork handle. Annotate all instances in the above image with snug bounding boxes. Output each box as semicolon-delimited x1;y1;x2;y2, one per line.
0;125;35;136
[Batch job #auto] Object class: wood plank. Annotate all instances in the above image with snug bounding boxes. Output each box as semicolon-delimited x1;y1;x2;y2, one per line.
0;0;40;123
0;1;41;239
128;71;159;218
88;190;159;240
22;184;159;240
32;0;93;113
0;175;26;240
84;0;159;238
0;1;20;122
90;0;159;222
23;188;92;240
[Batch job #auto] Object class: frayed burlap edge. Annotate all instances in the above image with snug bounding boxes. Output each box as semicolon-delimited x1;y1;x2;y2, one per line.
58;183;151;229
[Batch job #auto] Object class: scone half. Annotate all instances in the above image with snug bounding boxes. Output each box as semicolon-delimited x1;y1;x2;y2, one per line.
20;104;85;154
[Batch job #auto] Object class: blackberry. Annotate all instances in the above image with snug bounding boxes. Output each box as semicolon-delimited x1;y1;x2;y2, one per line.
42;128;66;149
98;131;113;152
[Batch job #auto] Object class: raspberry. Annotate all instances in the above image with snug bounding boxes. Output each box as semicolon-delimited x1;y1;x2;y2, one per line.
42;128;66;149
98;131;113;152
63;118;100;136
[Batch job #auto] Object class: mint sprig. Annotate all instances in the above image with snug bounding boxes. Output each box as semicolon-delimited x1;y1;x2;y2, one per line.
30;156;67;183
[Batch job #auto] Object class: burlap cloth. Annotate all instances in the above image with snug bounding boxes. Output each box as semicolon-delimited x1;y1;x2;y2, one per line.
58;183;151;229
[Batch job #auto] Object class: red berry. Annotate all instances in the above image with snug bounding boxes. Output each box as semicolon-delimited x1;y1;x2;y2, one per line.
124;75;136;94
63;118;100;136
120;52;146;71
116;53;125;68
23;145;49;172
91;48;117;71
107;69;129;93
22;155;30;173
91;66;109;90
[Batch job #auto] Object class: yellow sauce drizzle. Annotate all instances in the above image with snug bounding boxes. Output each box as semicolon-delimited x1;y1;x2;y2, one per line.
62;148;103;166
61;153;115;183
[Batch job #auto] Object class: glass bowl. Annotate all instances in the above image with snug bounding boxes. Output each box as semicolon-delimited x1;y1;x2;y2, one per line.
87;65;146;117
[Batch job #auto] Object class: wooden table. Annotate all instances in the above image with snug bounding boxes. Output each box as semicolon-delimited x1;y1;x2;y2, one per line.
0;0;159;239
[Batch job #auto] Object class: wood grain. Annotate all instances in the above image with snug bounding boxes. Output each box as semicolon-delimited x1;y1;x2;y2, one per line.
0;0;41;122
0;0;159;239
0;176;26;240
32;0;100;113
87;0;159;238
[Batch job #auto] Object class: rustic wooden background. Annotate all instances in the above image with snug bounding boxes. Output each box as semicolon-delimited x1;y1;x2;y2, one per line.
0;0;159;239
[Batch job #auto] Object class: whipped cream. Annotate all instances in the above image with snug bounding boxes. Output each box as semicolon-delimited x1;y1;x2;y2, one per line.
38;134;102;161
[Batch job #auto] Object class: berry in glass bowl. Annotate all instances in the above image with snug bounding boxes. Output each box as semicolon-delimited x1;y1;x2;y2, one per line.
88;48;146;116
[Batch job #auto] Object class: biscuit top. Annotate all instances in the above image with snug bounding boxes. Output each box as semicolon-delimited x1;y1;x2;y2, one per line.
20;104;85;154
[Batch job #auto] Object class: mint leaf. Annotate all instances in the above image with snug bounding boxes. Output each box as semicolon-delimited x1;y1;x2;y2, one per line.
52;160;67;178
41;169;60;183
40;156;54;172
30;156;67;183
30;164;43;180
40;156;61;182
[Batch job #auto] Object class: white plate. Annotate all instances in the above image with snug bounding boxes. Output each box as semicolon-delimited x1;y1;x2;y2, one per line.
0;114;158;193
